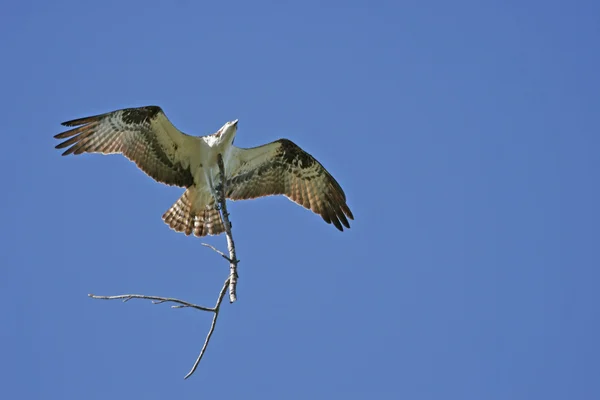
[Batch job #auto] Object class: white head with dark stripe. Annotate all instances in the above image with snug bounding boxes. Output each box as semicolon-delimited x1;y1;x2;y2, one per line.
211;119;239;146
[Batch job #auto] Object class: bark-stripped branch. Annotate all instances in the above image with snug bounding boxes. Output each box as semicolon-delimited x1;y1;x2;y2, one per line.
215;153;239;303
88;293;215;312
88;153;240;379
88;277;229;379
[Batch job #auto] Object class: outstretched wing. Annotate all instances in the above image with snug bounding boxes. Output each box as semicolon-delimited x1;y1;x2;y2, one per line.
226;139;354;231
54;106;195;187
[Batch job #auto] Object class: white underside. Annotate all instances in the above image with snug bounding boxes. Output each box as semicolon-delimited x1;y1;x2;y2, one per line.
152;115;281;212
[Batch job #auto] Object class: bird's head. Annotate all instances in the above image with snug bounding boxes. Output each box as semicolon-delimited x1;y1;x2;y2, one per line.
214;119;239;145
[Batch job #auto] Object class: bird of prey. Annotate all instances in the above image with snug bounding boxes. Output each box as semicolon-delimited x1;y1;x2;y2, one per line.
54;106;354;237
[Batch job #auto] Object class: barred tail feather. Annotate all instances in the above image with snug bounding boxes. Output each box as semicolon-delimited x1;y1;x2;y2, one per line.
162;189;226;237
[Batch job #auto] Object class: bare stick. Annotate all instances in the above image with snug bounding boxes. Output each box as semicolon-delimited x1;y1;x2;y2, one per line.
88;277;230;379
184;277;229;379
88;293;214;312
216;153;239;303
201;242;231;262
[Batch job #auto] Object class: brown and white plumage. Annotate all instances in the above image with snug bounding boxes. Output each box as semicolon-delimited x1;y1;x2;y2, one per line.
56;106;195;187
226;139;353;231
54;105;354;237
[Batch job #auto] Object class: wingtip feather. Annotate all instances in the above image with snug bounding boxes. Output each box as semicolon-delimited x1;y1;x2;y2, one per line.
54;130;75;139
344;205;354;220
331;217;343;231
61;119;83;127
338;211;350;229
61;115;101;127
61;147;75;156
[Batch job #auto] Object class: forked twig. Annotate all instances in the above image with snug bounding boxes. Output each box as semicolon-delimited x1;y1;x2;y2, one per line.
88;277;229;379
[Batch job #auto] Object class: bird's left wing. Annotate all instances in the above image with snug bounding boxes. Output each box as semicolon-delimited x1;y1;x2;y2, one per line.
226;139;354;231
54;106;196;187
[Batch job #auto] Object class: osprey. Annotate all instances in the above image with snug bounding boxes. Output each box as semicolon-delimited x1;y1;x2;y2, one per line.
54;106;354;237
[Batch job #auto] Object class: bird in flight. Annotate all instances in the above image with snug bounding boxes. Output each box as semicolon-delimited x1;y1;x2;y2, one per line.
54;106;354;237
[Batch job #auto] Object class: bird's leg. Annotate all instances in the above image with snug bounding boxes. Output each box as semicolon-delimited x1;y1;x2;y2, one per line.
214;154;232;228
212;185;222;211
207;168;223;211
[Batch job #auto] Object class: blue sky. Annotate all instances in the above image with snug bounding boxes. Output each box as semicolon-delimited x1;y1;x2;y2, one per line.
1;0;599;398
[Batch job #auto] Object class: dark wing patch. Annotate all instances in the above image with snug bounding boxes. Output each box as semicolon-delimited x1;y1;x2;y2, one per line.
226;139;354;231
55;106;193;188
